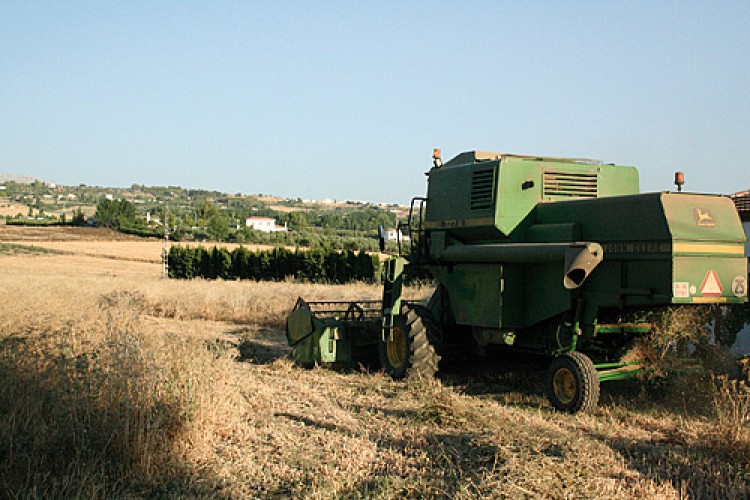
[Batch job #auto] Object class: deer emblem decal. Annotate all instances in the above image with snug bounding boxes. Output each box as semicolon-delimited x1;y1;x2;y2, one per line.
693;207;717;228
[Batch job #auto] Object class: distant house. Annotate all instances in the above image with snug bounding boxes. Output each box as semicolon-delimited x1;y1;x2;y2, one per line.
382;228;409;241
245;217;288;233
145;213;160;224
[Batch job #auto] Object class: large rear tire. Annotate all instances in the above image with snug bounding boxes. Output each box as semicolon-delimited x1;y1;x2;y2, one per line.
380;308;441;379
547;352;600;413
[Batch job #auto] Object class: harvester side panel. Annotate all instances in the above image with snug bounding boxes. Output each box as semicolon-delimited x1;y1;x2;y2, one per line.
495;159;543;236
597;165;640;198
423;162;500;241
432;264;504;328
523;261;573;326
534;193;672;244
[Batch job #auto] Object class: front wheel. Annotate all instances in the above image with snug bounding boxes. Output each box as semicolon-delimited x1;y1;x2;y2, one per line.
547;352;600;413
380;308;440;379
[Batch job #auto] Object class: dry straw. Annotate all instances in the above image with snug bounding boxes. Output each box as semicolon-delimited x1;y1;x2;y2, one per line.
1;255;749;497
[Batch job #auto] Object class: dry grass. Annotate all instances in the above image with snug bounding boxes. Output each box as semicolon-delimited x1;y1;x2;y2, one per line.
139;278;408;328
0;278;225;496
707;375;750;461
1;243;749;497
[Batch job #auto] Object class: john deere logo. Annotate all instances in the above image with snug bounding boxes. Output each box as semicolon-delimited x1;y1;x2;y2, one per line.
693;208;717;228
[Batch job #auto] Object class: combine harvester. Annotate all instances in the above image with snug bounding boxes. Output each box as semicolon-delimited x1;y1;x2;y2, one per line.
287;149;748;413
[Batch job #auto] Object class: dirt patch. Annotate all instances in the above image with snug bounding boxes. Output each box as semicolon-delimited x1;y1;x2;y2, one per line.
231;326;292;363
0;253;160;278
0;201;31;217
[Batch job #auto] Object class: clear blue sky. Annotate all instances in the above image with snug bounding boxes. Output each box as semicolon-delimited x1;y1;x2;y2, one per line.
2;1;749;204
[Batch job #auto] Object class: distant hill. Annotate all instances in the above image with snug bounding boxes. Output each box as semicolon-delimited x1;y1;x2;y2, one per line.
0;173;50;185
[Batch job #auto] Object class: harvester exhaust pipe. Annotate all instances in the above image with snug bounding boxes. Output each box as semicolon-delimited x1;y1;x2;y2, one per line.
439;242;604;290
563;243;604;289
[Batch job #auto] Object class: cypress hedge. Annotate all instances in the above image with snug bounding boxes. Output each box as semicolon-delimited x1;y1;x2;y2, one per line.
168;245;379;284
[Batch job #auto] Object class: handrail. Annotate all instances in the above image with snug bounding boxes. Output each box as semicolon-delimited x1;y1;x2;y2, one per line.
399;196;427;260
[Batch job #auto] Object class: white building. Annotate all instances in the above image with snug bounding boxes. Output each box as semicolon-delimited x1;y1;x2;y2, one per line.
145;213;161;224
246;217;288;233
382;228;410;241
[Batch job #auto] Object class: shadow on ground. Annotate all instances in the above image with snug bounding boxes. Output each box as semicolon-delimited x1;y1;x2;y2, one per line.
590;428;748;497
269;409;502;497
226;326;292;363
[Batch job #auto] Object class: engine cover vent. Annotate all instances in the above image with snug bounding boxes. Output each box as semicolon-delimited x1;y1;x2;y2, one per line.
543;171;598;198
470;168;496;211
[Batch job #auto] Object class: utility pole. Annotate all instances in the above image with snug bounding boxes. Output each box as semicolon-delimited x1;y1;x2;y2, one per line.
162;206;169;278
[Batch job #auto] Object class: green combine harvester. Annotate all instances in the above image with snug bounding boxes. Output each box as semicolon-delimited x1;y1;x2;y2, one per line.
287;149;748;413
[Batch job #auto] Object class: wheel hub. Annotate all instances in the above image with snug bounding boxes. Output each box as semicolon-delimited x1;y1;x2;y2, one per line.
552;367;577;405
387;326;407;368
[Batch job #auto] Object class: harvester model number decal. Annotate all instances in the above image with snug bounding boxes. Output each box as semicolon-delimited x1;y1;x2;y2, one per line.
602;241;670;254
733;276;748;297
424;217;495;229
604;241;742;255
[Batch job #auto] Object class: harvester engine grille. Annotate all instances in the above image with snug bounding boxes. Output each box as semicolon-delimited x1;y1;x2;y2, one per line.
543;171;598;199
470;168;496;210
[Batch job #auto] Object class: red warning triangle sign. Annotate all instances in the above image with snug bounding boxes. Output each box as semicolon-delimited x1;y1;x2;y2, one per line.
700;270;723;297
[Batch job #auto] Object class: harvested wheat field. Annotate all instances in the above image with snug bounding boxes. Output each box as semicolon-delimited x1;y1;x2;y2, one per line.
0;225;280;264
1;233;749;498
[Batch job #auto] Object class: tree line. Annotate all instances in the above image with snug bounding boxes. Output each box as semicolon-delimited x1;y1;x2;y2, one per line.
168;245;380;283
